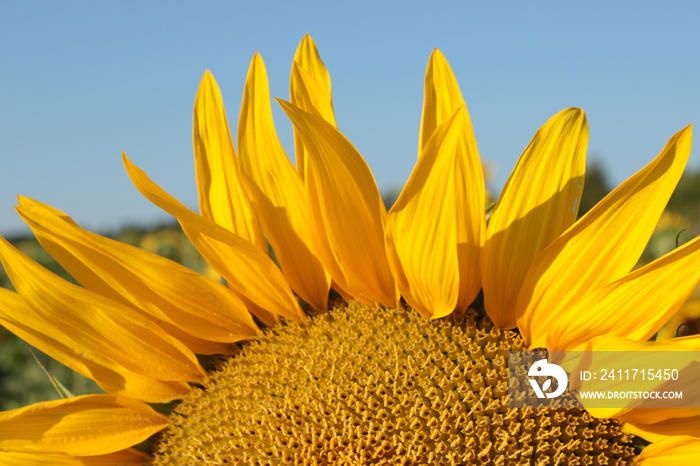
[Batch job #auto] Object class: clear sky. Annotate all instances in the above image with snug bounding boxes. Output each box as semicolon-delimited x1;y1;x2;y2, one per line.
1;1;698;236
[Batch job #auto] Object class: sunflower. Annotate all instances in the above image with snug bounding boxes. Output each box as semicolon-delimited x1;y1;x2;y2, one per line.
0;35;699;464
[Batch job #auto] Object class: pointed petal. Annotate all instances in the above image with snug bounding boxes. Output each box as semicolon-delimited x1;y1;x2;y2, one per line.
414;50;485;313
418;49;469;157
16;197;259;352
0;395;166;456
293;35;332;109
193;70;266;250
0;238;204;382
637;436;700;465
544;235;700;350
518;125;693;347
0;449;149;466
123;154;304;323
482;108;588;328
0;287;191;402
278;99;397;306
386;106;483;318
291;34;335;180
237;53;330;311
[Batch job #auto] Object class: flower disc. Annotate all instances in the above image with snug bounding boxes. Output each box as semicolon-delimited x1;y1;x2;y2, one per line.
153;302;640;465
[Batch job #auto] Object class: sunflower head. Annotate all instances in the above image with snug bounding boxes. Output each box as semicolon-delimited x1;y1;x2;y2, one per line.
0;34;699;464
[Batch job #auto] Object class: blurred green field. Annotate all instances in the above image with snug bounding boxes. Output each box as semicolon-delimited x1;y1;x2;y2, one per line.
1;165;700;411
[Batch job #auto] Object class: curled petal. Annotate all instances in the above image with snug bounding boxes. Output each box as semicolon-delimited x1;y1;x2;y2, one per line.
290;34;336;180
278;99;397;306
238;53;330;311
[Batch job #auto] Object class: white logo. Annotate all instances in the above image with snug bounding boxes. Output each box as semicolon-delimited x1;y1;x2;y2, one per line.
528;358;568;399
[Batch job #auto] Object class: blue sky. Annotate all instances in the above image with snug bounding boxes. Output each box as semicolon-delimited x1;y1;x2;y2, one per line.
1;1;698;236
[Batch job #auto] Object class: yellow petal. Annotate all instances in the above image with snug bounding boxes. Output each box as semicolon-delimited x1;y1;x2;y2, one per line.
620;406;700;427
482;108;588;328
0;395;166;456
0;287;190;402
624;415;700;442
578;335;700;422
0;449;149;465
418;49;469;157
193;70;266;250
123;153;304;324
290;34;335;180
518;125;693;347
544;235;700;350
148;321;234;355
16;197;259;352
666;334;700;349
386;106;483;318
637;436;700;465
292;35;332;109
656;293;700;341
237;53;330;311
0;238;204;387
622;372;700;428
278;99;397;306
